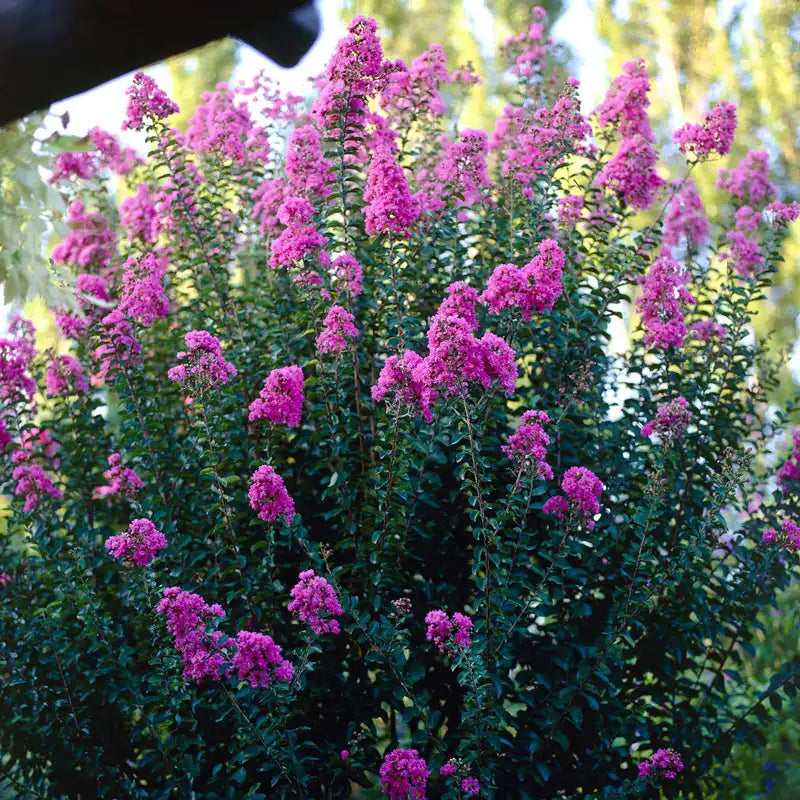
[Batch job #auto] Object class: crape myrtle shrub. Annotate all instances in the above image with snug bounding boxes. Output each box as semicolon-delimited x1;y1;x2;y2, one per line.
1;9;799;799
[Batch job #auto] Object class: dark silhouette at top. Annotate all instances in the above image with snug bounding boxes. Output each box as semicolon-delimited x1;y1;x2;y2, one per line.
0;0;320;125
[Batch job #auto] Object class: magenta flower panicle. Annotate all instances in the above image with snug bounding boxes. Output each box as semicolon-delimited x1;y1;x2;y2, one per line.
231;630;294;687
156;587;227;682
288;569;343;634
249;365;304;427
543;466;603;528
167;330;237;388
248;464;295;523
424;609;473;652
105;518;167;566
379;748;429;800
123;72;179;131
637;748;684;781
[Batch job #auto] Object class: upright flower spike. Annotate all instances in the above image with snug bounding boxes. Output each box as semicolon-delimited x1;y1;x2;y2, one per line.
363;145;420;237
93;453;144;500
379;749;430;800
663;179;709;252
105;518;167;567
248;365;304;427
167;330;237;388
122;72;180;131
636;252;695;349
435;281;480;329
269;196;328;268
288;569;343;634
248;465;295;523
716;150;775;208
11;463;62;513
156;587;227;682
371;350;431;423
543;466;603;528
641;396;692;446
119;252;170;327
503;409;553;479
316;306;360;354
594;134;664;211
637;748;684;781
674;101;737;161
231;630;294;687
594;58;654;141
45;355;89;398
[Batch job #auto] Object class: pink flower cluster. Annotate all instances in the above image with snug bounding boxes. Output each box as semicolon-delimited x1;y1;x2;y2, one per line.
248;464;295;523
286;124;333;199
663;179;709;251
105;518;168;567
231;630;294;687
54;273;110;340
495;83;592;196
122;72;180;131
51;199;116;272
167;330;237;388
316;306;360;354
12;463;62;513
481;239;565;320
364;145;420;236
503;410;553;479
119;253;170;327
437;282;480;329
186;84;270;166
0;573;10;586
543;466;603;528
435;128;491;206
424;609;473;651
94;309;142;381
461;777;480;796
674;102;737;161
287;569;343;634
379;748;429;800
594;58;654;141
371;350;430;422
269;196;327;268
716;150;774;208
372;284;518;421
720;206;764;278
249;366;304;427
691;319;727;342
94;453;144;499
635;252;695;349
45;354;89;398
381;44;450;125
595;134;664;211
421;314;517;401
311;15;386;137
120;184;160;243
637;748;684;780
1;322;37;406
777;428;800;485
766;200;800;226
762;519;800;551
558;195;583;227
49;126;139;183
641;396;692;446
157;587;227;681
330;254;364;297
